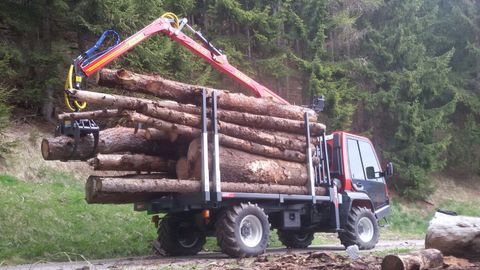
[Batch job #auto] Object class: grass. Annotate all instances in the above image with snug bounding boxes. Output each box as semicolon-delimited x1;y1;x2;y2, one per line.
0;173;155;265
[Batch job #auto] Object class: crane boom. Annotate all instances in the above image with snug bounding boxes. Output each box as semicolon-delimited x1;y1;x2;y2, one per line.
77;16;289;105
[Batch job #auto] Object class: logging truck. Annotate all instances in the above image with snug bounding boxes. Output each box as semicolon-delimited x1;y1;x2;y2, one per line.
58;13;393;257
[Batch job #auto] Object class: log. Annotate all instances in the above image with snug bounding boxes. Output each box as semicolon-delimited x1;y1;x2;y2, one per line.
142;102;325;135
189;146;309;186
86;175;327;204
87;154;176;173
381;249;443;270
41;127;176;161
175;157;189;179
140;104;311;152
425;212;480;259
68;89;201;115
98;68;316;121
69;90;323;140
57;109;122;121
129;112;308;163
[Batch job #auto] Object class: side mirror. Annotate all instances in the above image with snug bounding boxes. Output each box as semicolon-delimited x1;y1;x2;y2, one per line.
385;162;394;177
366;166;376;179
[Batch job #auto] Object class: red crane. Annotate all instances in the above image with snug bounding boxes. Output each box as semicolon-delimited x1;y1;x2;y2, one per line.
64;12;289;112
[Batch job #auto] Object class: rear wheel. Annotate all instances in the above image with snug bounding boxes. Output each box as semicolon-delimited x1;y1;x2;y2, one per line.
216;203;269;258
277;230;314;248
156;214;206;256
338;207;379;250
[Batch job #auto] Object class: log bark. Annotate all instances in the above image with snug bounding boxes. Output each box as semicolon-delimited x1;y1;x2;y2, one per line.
57;109;122;121
87;154;176;173
140;104;312;152
425;212;480;259
381;249;443;270
175;157;189;179
68;89;200;114
41;127;175;161
98;68;316;121
129;112;309;163
189;146;309;186
86;175;327;204
142;102;325;135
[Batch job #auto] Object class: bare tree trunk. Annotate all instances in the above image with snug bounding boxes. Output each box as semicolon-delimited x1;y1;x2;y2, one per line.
57;109;122;121
97;69;317;121
188;144;309;186
41;127;175;161
88;154;176;173
129;112;309;163
425;212;480;259
86;175;327;204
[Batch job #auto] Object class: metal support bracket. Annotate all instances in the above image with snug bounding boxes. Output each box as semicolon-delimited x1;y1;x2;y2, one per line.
211;90;222;202
201;89;210;202
304;113;316;204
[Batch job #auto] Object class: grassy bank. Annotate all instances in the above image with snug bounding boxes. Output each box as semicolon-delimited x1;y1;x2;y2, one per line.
0;173;155;265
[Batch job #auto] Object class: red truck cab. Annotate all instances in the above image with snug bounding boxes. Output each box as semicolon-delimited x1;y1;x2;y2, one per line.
327;131;391;219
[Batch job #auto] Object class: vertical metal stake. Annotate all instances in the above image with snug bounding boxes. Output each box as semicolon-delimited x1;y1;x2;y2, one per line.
304;113;316;204
211;91;222;201
201;88;210;202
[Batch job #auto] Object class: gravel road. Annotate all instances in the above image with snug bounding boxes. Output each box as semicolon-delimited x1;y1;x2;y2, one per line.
0;240;423;270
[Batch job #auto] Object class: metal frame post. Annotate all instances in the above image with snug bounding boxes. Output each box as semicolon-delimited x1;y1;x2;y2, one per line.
201;89;210;202
211;91;222;202
304;113;316;204
321;132;340;230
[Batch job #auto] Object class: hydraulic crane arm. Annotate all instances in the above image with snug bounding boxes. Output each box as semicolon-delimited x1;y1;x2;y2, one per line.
71;13;289;107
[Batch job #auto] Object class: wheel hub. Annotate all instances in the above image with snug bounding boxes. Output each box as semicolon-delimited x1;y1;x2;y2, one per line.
239;215;263;248
357;217;374;243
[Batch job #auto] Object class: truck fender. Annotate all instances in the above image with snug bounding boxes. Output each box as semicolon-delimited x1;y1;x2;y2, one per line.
339;191;375;227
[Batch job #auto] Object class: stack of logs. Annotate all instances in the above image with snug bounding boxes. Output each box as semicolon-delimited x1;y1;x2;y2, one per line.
41;69;327;204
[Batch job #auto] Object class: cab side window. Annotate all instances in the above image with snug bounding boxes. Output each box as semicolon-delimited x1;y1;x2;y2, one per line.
358;140;382;181
347;139;365;180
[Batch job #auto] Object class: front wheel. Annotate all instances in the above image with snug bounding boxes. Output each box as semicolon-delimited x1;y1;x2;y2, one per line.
156;214;206;256
216;203;270;258
338;207;379;250
277;230;314;248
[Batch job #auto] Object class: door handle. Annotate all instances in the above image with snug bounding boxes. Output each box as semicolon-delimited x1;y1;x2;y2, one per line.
354;183;363;190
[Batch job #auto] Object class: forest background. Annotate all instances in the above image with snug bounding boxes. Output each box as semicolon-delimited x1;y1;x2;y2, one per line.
0;0;479;199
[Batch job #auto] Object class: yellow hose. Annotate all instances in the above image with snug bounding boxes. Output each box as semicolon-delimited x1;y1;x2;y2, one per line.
64;65;87;111
161;12;180;28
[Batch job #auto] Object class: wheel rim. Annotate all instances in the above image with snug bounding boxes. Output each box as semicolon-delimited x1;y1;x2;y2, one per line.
357;217;374;243
239;215;263;248
177;224;199;248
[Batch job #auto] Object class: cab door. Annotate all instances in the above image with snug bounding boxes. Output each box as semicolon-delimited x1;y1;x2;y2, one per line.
346;137;389;209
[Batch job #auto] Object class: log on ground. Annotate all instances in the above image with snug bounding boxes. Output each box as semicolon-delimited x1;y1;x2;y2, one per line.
41;127;176;161
86;175;327;204
381;249;443;270
425;212;480;259
98;68;316;121
88;154;176;174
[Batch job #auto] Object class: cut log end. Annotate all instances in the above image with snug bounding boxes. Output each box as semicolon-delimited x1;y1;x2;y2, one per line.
41;139;51;160
381;249;443;270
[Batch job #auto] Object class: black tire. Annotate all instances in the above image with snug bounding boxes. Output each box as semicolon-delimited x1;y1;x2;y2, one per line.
277;230;314;248
156;214;206;256
338;207;379;250
216;203;269;258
